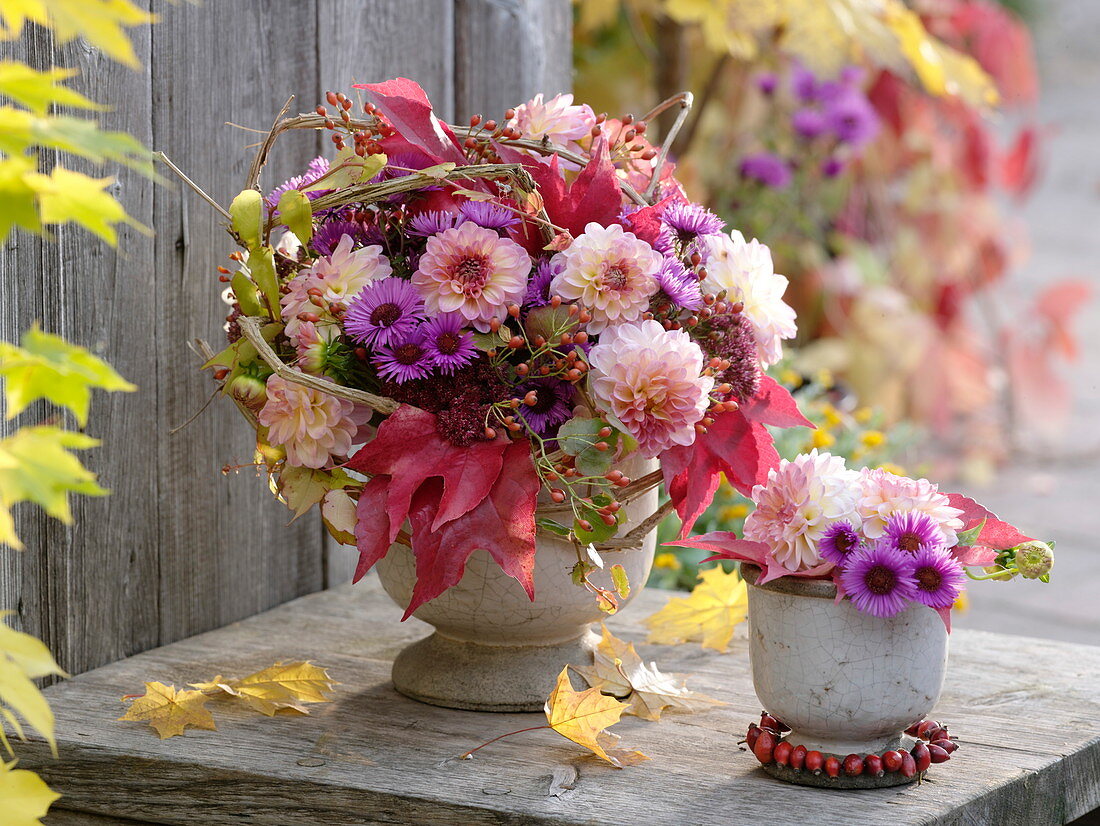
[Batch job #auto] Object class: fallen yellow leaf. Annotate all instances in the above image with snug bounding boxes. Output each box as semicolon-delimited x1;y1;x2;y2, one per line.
644;565;748;652
0;760;60;826
544;667;648;768
118;682;217;739
577;626;725;721
194;661;336;716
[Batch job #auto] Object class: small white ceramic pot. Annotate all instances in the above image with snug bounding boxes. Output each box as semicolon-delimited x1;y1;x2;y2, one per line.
375;457;658;712
742;562;949;786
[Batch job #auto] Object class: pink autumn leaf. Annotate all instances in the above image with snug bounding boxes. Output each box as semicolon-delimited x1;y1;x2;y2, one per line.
345;405;507;538
666;531;832;585
402;440;539;619
524;137;622;237
660;377;812;537
946;492;1032;550
623;195;679;247
353;77;468;165
353;476;394;582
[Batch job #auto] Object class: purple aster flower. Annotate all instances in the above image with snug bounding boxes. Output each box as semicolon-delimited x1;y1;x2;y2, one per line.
661;201;725;239
407;210;460;237
306;155;330;178
265;156;330;209
821;157;846;178
518;380;573;435
345;277;425;348
910;547;967;609
792;108;828;140
739;152;792;189
792;66;819;102
839;544;919;618
756;72;778;96
818;520;862;566
373;329;433;384
824;90;881;148
524;258;558;308
459;200;520;231
654;258;703;311
881;511;947;555
421;313;478;374
312;221;374;257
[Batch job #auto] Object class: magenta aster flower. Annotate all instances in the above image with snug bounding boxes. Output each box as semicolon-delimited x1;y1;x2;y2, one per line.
662;201;724;240
839;544;919;618
739;153;792;189
654;258;703;310
265;155;330;209
518;379;573;435
459;200;520;231
881;511;947;555
412;222;530;330
824;89;880;148
524;258;558;308
373;330;433;384
818;520;862;567
345;277;425;348
407;210;459;237
910;547;967;609
421;313;477;374
792;108;828;140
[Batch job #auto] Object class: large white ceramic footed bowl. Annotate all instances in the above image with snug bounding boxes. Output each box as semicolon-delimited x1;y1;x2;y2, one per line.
743;562;949;756
375;456;658;711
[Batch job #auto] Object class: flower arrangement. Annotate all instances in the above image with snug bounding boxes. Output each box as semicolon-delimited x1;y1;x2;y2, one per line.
201;78;811;618
672;451;1053;627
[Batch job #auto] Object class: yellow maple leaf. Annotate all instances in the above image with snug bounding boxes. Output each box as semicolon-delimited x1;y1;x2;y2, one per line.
0;612;65;754
644;565;748;652
24;166;146;245
544;667;648;768
118;682;217;739
194;662;336;717
0;760;60;826
576;626;725;721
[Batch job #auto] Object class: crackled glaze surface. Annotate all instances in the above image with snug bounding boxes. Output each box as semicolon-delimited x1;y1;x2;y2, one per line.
375;456;658;710
745;565;949;755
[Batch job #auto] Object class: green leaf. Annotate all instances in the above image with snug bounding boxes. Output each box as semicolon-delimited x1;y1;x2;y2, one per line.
955;518;986;547
0;324;135;425
418;162;455;179
39;0;156;69
303;148;386;192
610;564;630;599
0;61;102;114
24;166;146;245
557;416;618;478
0;155;41;243
230;270;264;318
471;328;509;352
574;494;620;545
248;246;281;320
0;107;153;176
536;517;571;537
229;189;263;249
0;426;106;539
276;189;313;245
276;466;352;521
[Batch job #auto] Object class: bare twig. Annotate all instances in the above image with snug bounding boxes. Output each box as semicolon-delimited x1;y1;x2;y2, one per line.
236;316;399;415
155;152;231;221
597;499;675;550
643;92;694;203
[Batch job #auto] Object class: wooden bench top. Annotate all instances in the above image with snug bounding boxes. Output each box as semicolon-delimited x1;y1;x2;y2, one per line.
26;576;1100;825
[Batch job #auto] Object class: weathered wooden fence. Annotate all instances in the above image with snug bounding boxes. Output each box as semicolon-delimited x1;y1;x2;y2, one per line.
0;0;571;677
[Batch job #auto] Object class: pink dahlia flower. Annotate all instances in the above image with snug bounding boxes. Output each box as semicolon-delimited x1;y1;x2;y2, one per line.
698;231;796;366
588;320;713;457
508;92;596;144
257;375;364;469
412;222;530;330
550;222;661;334
744;450;860;572
857;467;964;547
292;320;339;374
281;234;391;337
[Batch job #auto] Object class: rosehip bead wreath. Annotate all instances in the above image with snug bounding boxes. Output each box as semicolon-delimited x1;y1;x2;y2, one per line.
742;712;959;789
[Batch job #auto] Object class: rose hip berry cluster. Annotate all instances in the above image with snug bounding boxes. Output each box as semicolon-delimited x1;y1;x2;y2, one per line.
743;712;959;781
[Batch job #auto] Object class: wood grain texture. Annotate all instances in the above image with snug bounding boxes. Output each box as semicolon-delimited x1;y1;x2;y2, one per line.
455;0;573;119
27;581;1100;826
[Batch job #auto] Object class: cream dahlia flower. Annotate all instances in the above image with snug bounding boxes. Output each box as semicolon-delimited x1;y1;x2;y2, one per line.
412;222;530;330
857;468;964;546
743;450;860;572
281;234;391;336
508;92;596;144
588;320;714;457
258;375;363;469
550;222;661;334
698;231;796;367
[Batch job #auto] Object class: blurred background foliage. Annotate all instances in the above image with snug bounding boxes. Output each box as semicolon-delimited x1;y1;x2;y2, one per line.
572;0;1089;583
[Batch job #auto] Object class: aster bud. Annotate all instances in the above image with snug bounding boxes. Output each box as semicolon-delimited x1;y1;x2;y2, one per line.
1013;541;1055;580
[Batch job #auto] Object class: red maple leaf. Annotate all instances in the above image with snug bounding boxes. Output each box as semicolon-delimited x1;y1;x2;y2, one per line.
400;440;540;618
346;405;506;537
353;77;468;165
946;492;1032;551
523;137;622;237
622;195;679;247
660;377;812;537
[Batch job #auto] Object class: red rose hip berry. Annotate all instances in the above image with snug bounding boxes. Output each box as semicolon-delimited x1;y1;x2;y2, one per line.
774;741;793;767
899;751;918;779
843;754;864;777
864;754;884;777
911;741;932;772
927;744;951;764
789;744;807;771
882;750;903;773
805;750;824;775
824;756;842;778
931;739;958;754
745;723;760;750
753;730;776;764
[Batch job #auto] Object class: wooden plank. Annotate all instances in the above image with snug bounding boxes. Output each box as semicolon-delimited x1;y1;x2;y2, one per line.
0;6;161;675
454;0;572;120
148;0;325;645
314;0;455;586
21;581;1100;825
